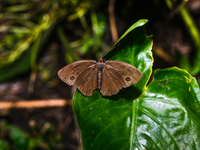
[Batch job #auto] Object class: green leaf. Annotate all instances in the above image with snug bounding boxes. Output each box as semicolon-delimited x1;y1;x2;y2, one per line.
0;15;60;82
0;140;9;150
3;123;28;150
73;19;154;149
72;20;200;149
190;44;200;76
73;67;200;149
136;67;200;149
0;49;31;82
104;19;152;92
180;6;200;48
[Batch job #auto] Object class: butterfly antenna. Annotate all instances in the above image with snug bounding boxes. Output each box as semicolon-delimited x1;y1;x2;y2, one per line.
91;45;100;58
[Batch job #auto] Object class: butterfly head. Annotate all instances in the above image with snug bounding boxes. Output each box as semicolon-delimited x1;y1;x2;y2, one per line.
98;57;105;62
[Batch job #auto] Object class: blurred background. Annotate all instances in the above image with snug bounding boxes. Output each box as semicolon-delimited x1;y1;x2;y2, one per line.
0;0;200;149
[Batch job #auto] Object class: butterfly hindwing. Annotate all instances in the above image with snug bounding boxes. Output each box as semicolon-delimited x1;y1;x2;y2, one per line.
100;67;122;96
77;66;98;96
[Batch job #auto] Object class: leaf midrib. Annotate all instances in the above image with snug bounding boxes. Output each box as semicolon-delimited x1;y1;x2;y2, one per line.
130;99;139;149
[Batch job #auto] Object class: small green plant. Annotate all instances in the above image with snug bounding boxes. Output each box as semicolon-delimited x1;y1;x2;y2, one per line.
72;20;200;150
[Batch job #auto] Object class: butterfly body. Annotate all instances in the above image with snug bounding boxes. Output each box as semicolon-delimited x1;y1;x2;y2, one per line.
96;57;105;89
58;57;143;96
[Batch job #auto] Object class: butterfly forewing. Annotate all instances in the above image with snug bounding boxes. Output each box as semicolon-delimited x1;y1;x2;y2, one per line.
58;60;97;86
105;61;143;85
99;61;143;96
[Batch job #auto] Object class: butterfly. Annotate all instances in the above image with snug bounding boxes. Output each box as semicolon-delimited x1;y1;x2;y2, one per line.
58;57;143;96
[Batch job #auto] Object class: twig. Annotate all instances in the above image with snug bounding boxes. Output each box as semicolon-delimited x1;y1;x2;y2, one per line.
153;45;175;65
109;0;118;44
27;72;36;93
0;99;70;110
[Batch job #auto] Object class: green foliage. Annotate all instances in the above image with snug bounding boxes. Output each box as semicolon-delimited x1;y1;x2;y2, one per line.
177;5;200;76
178;44;200;76
0;140;9;150
0;0;106;82
0;121;62;150
165;1;200;76
0;1;67;82
72;20;200;149
56;11;106;64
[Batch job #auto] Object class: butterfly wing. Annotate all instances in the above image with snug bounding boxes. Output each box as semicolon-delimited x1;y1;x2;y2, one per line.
58;60;98;96
100;61;143;96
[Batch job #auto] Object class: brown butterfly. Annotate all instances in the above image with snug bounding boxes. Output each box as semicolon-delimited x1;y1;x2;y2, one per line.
58;57;143;96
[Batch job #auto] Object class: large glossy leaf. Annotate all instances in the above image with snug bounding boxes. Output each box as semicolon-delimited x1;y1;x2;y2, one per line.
72;19;200;149
135;67;200;149
73;19;153;149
